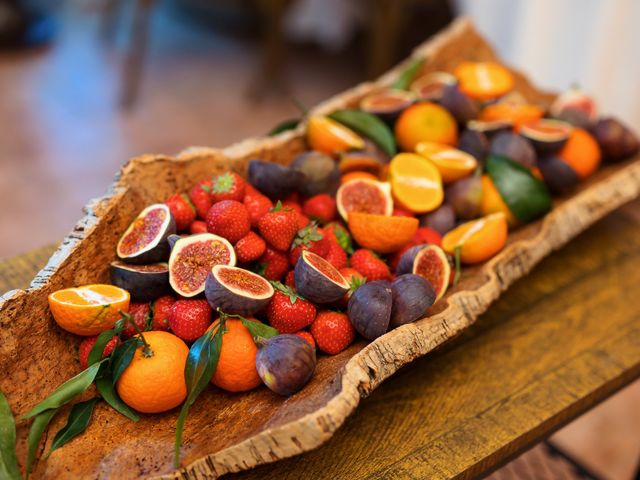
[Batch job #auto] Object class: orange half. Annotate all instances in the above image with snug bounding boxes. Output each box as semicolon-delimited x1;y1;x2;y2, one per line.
416;142;477;183
454;61;514;100
348;212;419;253
441;213;508;264
389;153;443;213
307;116;365;155
480;174;518;226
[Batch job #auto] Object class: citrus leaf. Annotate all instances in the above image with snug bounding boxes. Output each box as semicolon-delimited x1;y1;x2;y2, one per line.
391;57;424;90
45;398;97;459
241;318;279;342
20;360;105;420
111;338;142;384
87;328;118;367
329;109;397;157
25;408;57;479
95;363;139;422
0;390;20;480
268;118;300;136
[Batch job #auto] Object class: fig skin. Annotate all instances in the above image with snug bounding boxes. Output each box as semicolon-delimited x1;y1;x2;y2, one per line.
294;253;349;304
445;175;483;220
248;160;306;200
395;245;425;275
204;267;274;316
457;129;489;164
256;334;316;396
537;155;580;195
490;132;537;168
591;117;640;162
439;85;479;125
390;274;436;328
291;151;341;197
347;280;393;340
110;261;170;302
360;89;416;126
419;204;457;236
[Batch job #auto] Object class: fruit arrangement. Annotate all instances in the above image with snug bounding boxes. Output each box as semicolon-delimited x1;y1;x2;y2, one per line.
2;48;639;478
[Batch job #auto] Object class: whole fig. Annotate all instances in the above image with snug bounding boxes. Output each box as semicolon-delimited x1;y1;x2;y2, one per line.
256;334;316;396
591;117;639;162
390;274;435;328
347;280;392;340
419;204;456;236
445;175;483;220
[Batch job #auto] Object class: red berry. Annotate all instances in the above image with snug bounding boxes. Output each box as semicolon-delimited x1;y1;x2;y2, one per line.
281;200;302;213
78;335;120;370
235;231;267;263
392;207;415;218
152;295;176;331
206;200;251;243
310;311;355;355
165;193;196;231
122;302;150;339
258;202;299;251
289;223;330;265
244;190;273;228
189;220;208;234
303;194;336;223
295;211;311;230
169;299;212;342
294;330;316;349
412;226;442;246
211;172;246;203
256;246;290;281
284;270;296;289
266;284;317;333
350;249;391;281
189;179;214;219
324;241;348;269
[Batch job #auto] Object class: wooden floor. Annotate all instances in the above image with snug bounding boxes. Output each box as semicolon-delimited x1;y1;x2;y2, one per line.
0;4;638;479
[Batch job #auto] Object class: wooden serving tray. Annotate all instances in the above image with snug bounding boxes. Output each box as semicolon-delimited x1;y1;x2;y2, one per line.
1;18;639;480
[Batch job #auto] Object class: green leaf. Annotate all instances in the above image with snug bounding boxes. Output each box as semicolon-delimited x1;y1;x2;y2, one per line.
329;109;397;157
241;318;279;342
268;118;300;136
45;398;97;459
20;360;105;420
391;58;425;91
87;328;118;367
333;225;354;255
174;327;224;468
111;338;142;384
0;390;20;480
25;409;57;479
95;363;139;422
486;154;552;223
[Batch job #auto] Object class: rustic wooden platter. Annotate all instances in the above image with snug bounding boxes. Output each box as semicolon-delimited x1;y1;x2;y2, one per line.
1;18;639;480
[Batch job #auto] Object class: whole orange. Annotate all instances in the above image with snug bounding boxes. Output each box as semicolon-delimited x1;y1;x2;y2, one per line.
558;128;601;179
211;318;262;393
395;103;458;151
116;331;189;414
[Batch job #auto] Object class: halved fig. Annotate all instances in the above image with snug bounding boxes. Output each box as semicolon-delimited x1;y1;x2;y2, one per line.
290;151;341;197
116;203;176;264
490;131;537;168
410;71;457;102
360;89;416;125
550;86;597;128
169;233;236;297
397;244;450;302
347;280;392;340
390;274;435;328
294;250;349;304
248;159;306;200
205;265;274;315
338;152;386;176
520;119;572;154
336;178;393;221
110;261;170;302
467;119;513;139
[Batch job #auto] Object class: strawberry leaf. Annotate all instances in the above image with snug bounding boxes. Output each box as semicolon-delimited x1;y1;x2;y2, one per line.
0;390;20;480
213;173;235;193
45;398;98;459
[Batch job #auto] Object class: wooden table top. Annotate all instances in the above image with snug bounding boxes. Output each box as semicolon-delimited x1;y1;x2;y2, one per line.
2;201;639;480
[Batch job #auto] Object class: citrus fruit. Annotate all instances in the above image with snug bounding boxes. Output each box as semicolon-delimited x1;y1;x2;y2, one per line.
394;102;458;151
479;102;544;129
116;331;189;413
480;174;517;226
416;142;478;183
348;212;419;253
210;318;262;392
48;284;130;336
557;128;601;179
441;213;508;264
307;115;365;155
336;178;393;221
388;153;443;213
338;151;386;175
454;61;514;100
340;171;379;184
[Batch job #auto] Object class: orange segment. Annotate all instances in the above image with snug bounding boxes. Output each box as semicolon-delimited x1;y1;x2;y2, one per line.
348;212;419;253
48;284;130;336
454;61;514;100
389;153;443;213
307;115;365;155
416;142;478;183
480;174;518;226
442;213;508;264
557;128;601;179
394;102;458;151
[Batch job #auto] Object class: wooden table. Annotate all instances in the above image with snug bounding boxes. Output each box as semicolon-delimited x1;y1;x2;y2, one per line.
2;201;639;480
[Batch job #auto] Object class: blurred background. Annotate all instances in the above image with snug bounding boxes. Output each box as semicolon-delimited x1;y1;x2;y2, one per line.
0;0;638;477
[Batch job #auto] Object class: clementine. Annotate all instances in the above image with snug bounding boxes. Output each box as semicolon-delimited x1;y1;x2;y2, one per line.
441;213;508;264
388;153;443;213
454;61;514;100
348;212;419;254
394;103;458;151
557;128;601;179
307;116;365;155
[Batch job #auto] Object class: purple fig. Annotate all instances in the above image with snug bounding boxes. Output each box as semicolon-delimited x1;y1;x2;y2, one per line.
347;280;392;340
591;117;639;162
116;204;176;265
537;155;580;195
390;274;435;328
520;120;571;155
256;334;316;396
110;261;170;302
248;160;306;200
439;84;479;124
490;132;537;168
457;129;489;164
419;204;456;236
396;245;424;275
294;251;350;304
291;151;341;197
205;265;274;315
445;175;483;220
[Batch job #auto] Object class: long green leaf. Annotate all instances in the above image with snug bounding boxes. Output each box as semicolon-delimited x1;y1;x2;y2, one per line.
268;118;300;136
25;409;57;479
95;364;139;422
111;338;141;384
391;57;424;90
329;109;396;157
45;398;97;459
0;390;20;480
241;318;278;342
20;360;105;420
87;328;118;366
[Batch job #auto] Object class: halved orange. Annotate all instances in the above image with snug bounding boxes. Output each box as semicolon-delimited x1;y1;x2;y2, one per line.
388;153;443;213
307;115;365;155
441;213;508;264
454;61;514;100
479;102;544;129
415;142;477;183
348;212;419;253
340;171;379;184
48;284;130;336
480;174;518;226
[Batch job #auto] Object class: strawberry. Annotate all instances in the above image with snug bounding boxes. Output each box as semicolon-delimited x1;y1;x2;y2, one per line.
169;299;212;342
294;330;316;349
284;270;296;289
122;302;151;339
189;220;208;234
206;200;251;243
392;207;415;218
78;335;120;370
323;222;353;254
281;200;302;214
412;226;442;246
211;172;246;203
235;231;266;263
295;211;311;230
284;192;301;204
266;283;317;333
289;223;330;265
350;249;391;281
165;193;196;231
243;189;273;228
256;246;290;281
310;311;355;355
324;241;348;269
151;295;175;331
339;267;366;304
303;194;336;223
189;179;214;219
258;201;299;251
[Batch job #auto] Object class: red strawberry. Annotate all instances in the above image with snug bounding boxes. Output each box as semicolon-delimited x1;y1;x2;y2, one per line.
256;246;290;281
78;335;120;370
294;330;316;349
211;172;246;203
350;249;391;281
258;201;299;251
295;211;311;230
324;241;348;269
169;299;212;342
412;226;442;246
284;192;301;204
206;200;251;243
338;267;366;304
189;220;208;234
189;179;214;219
266;283;317;333
310;311;355;355
281;200;302;214
289;223;330;265
122;302;151;339
303;194;336;223
243;190;273;228
393;207;415;218
152;295;176;331
235;231;266;263
323;222;353;254
165;193;196;231
284;270;296;289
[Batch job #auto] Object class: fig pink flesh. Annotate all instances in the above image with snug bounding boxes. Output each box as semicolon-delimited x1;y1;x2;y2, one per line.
339;182;388;216
172;240;232;294
305;252;347;285
414;249;447;297
119;207;167;255
216;268;271;296
117;262;167;273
